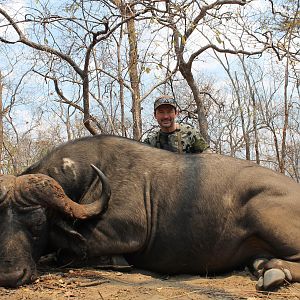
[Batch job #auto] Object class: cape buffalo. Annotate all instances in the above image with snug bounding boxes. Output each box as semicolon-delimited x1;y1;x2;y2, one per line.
0;134;299;290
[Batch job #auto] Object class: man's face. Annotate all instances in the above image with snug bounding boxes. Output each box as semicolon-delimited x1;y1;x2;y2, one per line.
154;104;178;130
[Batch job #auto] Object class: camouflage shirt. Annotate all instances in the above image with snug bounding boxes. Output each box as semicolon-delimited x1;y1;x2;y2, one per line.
143;123;209;154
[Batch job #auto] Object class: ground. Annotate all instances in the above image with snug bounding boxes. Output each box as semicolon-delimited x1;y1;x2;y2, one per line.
0;266;299;300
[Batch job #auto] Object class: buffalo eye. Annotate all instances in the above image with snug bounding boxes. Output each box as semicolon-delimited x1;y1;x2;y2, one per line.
19;208;48;240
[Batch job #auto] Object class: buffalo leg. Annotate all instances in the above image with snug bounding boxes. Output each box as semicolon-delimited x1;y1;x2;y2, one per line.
254;258;300;290
247;195;300;290
80;255;132;271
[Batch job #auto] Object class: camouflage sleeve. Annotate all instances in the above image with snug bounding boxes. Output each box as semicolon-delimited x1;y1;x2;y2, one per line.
190;128;209;153
143;136;151;144
142;131;158;147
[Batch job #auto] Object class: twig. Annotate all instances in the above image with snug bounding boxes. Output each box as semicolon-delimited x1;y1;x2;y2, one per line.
78;279;110;287
98;290;105;300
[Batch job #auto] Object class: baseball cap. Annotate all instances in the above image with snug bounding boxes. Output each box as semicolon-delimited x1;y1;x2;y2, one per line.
154;95;177;110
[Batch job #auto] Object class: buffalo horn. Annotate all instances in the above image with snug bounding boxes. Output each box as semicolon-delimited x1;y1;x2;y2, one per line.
15;165;111;220
0;175;16;204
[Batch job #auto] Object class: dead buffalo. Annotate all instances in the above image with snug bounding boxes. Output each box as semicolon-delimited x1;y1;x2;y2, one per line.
0;134;299;290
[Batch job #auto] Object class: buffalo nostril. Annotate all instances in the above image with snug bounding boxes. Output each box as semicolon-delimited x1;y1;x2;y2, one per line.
0;266;36;288
0;269;25;288
16;267;36;287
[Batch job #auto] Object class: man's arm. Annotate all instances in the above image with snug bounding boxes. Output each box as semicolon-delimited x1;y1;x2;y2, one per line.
143;137;151;145
190;129;210;153
142;130;158;147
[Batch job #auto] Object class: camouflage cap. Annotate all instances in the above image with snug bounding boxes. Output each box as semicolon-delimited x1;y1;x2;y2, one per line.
154;95;177;111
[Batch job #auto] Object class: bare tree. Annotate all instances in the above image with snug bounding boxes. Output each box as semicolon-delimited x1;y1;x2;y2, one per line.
0;71;3;172
0;5;118;135
148;0;271;142
264;0;300;173
114;1;142;139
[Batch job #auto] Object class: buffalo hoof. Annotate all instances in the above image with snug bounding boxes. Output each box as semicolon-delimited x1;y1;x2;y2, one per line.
251;258;269;277
256;268;292;290
93;255;132;271
111;255;132;271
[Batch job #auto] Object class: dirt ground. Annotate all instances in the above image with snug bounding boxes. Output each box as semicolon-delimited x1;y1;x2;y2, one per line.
0;266;299;300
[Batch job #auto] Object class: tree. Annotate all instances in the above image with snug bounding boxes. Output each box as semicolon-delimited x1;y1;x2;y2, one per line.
262;0;300;173
148;0;271;142
0;71;3;172
0;4;114;135
115;1;143;139
0;1;179;140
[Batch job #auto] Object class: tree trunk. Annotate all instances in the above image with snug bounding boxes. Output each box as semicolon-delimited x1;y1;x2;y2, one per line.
119;2;142;140
271;124;281;171
0;71;3;173
234;72;250;160
117;23;126;137
239;59;260;163
179;63;209;142
280;56;290;173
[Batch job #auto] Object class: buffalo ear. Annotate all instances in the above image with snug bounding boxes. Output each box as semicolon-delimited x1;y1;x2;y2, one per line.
50;219;87;259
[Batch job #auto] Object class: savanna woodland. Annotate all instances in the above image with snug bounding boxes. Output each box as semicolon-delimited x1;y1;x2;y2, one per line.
1;1;300;299
0;0;299;179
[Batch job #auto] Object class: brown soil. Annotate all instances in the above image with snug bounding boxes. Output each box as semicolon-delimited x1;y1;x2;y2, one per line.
0;267;299;300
